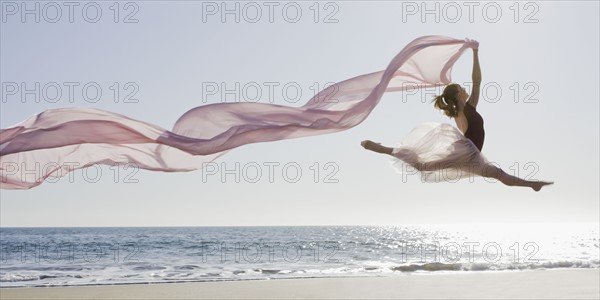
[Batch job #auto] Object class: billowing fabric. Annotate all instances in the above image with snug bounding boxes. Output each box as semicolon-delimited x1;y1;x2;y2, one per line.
1;35;479;189
389;123;491;183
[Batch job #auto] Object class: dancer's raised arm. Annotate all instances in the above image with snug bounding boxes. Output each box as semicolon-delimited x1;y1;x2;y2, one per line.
469;49;481;108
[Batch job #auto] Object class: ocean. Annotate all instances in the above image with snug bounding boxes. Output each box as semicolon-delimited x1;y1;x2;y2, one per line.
1;223;598;287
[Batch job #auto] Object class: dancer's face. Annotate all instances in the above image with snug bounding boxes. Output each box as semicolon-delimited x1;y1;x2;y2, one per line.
456;85;469;102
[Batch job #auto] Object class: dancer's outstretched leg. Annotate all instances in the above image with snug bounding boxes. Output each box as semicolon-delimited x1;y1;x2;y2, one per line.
362;140;553;191
361;140;393;155
483;165;553;192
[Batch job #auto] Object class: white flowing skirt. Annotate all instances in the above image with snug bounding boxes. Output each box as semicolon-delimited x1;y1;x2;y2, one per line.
389;123;492;182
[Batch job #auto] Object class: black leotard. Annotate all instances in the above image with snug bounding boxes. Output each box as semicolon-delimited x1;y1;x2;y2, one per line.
463;102;485;151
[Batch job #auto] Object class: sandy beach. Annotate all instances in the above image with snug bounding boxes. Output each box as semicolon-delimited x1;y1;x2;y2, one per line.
1;269;598;300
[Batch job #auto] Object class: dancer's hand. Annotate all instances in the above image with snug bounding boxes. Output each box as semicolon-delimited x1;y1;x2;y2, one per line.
465;38;479;50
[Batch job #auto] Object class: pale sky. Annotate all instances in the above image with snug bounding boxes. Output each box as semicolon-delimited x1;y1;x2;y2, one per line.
1;1;598;226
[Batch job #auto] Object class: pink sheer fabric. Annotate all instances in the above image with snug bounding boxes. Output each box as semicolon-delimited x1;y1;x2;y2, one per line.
1;35;479;189
389;123;490;183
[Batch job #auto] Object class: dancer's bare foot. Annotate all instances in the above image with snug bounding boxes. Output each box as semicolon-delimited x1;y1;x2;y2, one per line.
360;140;393;155
360;140;379;150
532;181;554;192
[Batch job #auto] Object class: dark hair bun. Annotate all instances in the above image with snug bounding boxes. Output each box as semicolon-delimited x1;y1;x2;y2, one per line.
433;95;458;118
